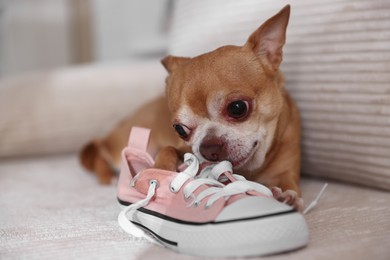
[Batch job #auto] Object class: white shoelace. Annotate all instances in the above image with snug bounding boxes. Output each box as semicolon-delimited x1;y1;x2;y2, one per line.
118;153;272;239
303;183;328;215
118;180;158;240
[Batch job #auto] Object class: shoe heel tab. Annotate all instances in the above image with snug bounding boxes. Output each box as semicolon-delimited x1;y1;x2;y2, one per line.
128;127;151;152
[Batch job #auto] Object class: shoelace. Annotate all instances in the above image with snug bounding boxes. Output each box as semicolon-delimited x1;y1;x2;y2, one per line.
118;153;272;239
303;183;328;215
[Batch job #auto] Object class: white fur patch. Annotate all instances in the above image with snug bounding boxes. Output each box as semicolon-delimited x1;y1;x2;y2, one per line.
176;94;277;172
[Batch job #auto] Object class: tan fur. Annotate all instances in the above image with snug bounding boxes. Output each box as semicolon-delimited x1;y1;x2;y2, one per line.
79;5;303;209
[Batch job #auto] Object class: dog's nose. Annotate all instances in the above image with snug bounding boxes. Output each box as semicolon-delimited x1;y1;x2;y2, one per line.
199;141;226;162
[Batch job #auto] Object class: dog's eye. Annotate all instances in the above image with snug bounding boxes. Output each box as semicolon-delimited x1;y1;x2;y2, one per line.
173;124;191;139
227;100;249;119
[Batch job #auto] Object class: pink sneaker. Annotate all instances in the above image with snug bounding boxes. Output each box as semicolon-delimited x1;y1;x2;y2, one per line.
117;127;309;257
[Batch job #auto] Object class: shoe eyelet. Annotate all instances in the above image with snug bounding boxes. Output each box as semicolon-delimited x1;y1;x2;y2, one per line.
193;201;200;207
169;183;178;193
149;179;159;188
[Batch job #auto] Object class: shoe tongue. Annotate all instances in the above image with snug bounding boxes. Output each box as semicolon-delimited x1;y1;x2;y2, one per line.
222;171;238;183
209;167;237;184
200;161;215;169
177;161;213;176
177;162;188;172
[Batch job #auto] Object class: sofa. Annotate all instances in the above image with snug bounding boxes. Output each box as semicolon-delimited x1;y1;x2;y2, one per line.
1;1;389;259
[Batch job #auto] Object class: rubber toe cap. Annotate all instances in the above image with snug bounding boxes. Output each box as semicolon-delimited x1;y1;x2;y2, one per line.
216;196;294;222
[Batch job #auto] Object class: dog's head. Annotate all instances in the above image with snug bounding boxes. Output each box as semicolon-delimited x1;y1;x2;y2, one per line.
162;5;290;172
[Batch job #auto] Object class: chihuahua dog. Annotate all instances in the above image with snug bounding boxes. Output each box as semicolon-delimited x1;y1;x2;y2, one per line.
80;5;303;210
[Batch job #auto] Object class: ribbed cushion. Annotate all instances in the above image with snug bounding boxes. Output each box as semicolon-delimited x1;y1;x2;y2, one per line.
168;0;390;190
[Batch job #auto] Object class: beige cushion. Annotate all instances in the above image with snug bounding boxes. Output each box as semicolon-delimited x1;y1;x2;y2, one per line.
168;0;390;190
0;60;166;157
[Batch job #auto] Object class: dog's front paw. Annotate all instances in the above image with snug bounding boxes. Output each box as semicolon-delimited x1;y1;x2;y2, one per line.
271;187;304;212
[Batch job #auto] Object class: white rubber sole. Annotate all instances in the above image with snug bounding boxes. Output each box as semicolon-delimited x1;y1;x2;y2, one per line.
119;203;309;257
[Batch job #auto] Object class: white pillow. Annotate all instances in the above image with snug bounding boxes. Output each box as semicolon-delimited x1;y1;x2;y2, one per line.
0;60;166;157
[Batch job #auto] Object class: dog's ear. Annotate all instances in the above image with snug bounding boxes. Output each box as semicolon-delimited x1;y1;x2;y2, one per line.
161;55;190;73
245;5;290;72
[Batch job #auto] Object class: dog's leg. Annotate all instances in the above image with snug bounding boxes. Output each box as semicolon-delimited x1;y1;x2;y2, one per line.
80;140;116;184
95;155;116;184
154;146;182;171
